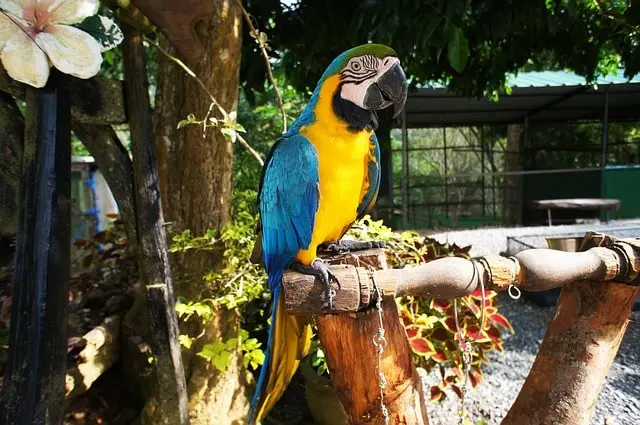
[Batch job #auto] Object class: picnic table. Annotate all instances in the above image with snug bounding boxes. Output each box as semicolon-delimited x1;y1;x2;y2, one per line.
531;198;621;226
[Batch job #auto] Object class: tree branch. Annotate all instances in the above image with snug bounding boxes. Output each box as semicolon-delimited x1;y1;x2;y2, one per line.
282;236;639;314
0;66;127;124
102;0;155;33
235;0;287;134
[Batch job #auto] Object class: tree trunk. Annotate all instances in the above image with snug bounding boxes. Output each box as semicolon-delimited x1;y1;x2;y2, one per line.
153;1;250;424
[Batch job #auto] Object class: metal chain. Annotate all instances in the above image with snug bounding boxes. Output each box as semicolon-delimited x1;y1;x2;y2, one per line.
453;298;472;425
371;268;390;425
452;259;488;425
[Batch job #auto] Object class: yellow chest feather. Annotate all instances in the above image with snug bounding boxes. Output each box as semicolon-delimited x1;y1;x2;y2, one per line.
296;125;371;264
295;75;374;265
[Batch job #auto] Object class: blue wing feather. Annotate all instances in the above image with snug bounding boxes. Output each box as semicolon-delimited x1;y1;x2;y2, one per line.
259;134;319;289
249;134;319;423
357;132;381;219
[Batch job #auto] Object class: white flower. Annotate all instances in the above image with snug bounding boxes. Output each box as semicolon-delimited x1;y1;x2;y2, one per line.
0;0;103;88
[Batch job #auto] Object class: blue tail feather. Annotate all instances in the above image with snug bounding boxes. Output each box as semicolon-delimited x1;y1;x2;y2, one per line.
249;271;283;424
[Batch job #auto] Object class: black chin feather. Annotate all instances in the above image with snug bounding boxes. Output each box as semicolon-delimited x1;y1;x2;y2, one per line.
332;87;377;132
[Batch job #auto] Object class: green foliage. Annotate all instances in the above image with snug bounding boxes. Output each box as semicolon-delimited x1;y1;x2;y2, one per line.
308;340;328;376
309;216;513;402
527;121;640;169
234;71;309;192
176;111;247;144
171;190;268;371
74;14;124;52
175;297;215;324
244;0;640;98
170;191;266;309
196;330;265;372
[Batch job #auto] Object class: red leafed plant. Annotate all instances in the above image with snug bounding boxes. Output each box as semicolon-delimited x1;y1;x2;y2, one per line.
346;216;514;402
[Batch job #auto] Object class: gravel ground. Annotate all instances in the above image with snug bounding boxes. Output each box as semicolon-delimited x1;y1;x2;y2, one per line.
427;219;640;257
422;291;640;425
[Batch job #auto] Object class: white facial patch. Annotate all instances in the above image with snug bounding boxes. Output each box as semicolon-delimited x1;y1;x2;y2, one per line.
339;55;400;109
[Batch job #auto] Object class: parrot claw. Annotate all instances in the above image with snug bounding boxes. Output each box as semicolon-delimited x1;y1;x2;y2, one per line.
291;258;340;311
320;239;387;254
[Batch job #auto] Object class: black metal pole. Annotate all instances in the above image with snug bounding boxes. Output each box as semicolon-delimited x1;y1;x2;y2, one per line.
480;126;486;217
1;72;71;425
601;88;610;169
443;127;449;220
401;109;409;229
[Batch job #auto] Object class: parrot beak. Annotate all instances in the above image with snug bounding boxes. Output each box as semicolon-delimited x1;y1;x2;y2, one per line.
363;61;408;118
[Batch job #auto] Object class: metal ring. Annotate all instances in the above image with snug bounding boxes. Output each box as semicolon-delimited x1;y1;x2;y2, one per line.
508;284;522;300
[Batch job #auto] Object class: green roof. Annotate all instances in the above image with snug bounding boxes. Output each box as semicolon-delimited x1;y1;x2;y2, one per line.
405;69;640;127
506;69;640;88
420;69;640;90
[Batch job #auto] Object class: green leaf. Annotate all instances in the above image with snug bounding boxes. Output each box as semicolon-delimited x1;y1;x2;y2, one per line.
175;302;188;318
198;341;226;360
213;350;232;372
74;15;123;52
225;338;238;349
447;27;470;73
193;302;213;320
422;16;444;44
178;334;194;349
251;349;265;366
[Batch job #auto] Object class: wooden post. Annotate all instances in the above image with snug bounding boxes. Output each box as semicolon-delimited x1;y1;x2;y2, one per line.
1;72;71;425
502;235;640;425
313;250;429;425
122;24;189;425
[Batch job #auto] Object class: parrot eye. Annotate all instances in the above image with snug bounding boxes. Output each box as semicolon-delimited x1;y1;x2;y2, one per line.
351;61;362;71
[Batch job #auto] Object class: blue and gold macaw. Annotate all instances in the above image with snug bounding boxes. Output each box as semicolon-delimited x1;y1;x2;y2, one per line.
249;44;408;424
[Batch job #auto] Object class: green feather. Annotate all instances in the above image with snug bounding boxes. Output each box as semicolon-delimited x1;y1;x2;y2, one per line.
321;43;397;78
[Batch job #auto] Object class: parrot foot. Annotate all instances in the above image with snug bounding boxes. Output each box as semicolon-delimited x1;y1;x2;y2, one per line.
319;239;387;254
291;258;340;311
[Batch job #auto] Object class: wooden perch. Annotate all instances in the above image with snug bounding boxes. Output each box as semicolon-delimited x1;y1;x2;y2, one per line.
282;238;640;315
289;233;639;425
502;234;640;425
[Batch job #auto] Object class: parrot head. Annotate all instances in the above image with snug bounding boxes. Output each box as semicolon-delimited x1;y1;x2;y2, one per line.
320;43;408;125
